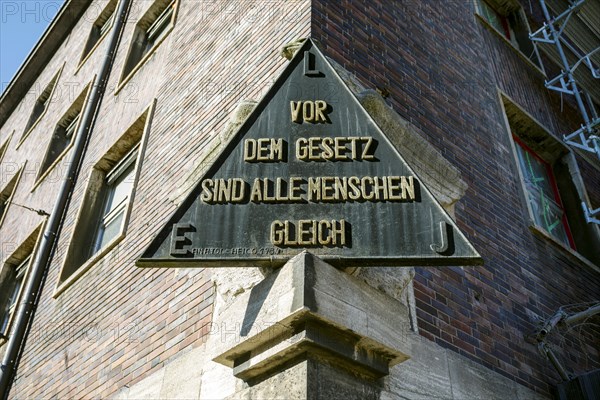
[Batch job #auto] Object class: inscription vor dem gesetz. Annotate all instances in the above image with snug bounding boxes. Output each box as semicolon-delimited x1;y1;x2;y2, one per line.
196;99;418;248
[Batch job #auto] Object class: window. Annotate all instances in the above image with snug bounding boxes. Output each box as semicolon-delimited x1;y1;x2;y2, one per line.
503;95;600;265
79;0;117;65
477;0;512;39
37;83;91;182
20;71;60;143
0;168;22;227
514;137;573;248
475;0;541;67
120;0;177;84
58;144;140;286
0;132;11;164
56;102;154;292
0;225;41;342
0;255;30;339
94;146;137;252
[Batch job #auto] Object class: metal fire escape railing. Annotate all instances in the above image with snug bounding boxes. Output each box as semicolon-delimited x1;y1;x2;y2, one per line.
529;0;600;225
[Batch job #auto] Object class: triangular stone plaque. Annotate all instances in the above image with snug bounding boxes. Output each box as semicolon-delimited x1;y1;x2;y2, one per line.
137;39;482;268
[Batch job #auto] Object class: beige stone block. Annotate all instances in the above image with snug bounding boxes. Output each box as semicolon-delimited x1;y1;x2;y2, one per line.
447;350;518;400
388;335;453;400
159;349;202;399
125;367;165;400
213;252;412;385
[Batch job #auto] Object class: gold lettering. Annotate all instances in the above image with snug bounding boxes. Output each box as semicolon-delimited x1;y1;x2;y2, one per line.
349;137;358;159
373;176;389;201
270;219;347;247
284;221;297;245
361;137;375;160
293;136;376;162
334;177;348;201
231;178;245;202
289;177;304;201
387;176;402;200
216;179;231;202
244;139;256;161
271;220;284;245
298;220;313;245
308;177;321;201
331;219;346;246
321;176;335;201
348;176;361;200
250;178;262;202
257;138;270;161
334;137;347;160
401;176;415;200
308;137;321;161
290;101;302;123
275;177;288;201
318;220;331;245
360;176;374;200
271;138;283;161
200;179;214;203
291;101;329;123
321;137;334;159
262;178;276;202
296;138;308;160
303;101;315;122
315;100;328;123
245;138;284;162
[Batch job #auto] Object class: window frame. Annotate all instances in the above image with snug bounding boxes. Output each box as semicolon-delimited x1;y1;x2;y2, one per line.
117;0;179;92
77;0;118;70
92;144;138;253
513;135;576;249
0;224;44;345
0;255;30;339
53;101;155;297
500;91;600;269
0;132;13;165
34;82;92;189
474;0;545;75
0;166;24;229
17;68;63;147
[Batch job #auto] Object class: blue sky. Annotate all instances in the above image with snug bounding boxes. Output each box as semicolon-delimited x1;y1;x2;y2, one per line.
1;0;65;94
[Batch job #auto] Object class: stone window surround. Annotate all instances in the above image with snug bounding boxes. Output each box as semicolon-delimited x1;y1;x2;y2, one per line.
499;90;600;272
0;166;24;229
0;132;13;166
0;223;45;346
474;0;546;77
32;81;93;191
76;0;119;72
115;0;180;94
17;67;64;149
53;100;155;297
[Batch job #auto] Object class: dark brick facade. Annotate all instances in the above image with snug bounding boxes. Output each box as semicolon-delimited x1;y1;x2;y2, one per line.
312;0;599;396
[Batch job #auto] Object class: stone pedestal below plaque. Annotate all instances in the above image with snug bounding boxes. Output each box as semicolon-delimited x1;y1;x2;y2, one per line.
213;251;412;396
113;252;549;399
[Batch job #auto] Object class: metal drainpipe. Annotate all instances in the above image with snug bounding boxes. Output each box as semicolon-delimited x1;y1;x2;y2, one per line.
0;0;132;397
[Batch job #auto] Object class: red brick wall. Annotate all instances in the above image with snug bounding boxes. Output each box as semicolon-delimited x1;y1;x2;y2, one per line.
313;0;600;396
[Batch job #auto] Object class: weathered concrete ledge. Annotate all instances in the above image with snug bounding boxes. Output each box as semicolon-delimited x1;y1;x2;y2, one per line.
212;251;412;384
